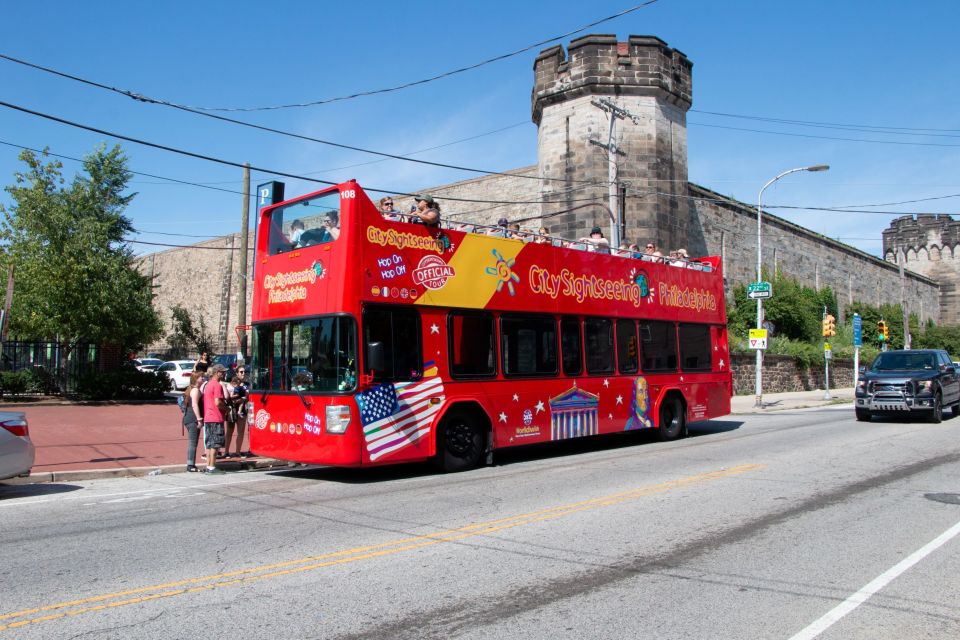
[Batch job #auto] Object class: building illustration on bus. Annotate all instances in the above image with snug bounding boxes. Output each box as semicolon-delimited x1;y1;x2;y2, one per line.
247;181;732;471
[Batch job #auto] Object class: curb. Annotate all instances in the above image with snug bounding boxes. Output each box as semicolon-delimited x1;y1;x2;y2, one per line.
731;399;854;415
4;458;295;485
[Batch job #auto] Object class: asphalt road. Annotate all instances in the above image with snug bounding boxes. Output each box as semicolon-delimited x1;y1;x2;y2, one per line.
2;405;959;639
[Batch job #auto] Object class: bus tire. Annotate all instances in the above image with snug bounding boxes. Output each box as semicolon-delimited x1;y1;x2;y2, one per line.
658;395;686;441
435;411;485;472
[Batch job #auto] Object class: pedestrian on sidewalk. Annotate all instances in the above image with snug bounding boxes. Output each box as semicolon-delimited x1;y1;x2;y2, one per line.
181;371;205;472
201;364;229;474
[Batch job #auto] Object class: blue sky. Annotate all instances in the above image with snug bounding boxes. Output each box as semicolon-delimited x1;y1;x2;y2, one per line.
1;0;958;258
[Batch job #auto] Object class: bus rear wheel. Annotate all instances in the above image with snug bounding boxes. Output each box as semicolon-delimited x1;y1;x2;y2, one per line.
436;411;484;472
658;396;686;441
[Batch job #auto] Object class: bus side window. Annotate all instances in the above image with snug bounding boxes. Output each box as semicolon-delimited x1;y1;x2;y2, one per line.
561;317;582;376
448;311;496;378
584;318;614;374
363;306;421;381
639;321;677;372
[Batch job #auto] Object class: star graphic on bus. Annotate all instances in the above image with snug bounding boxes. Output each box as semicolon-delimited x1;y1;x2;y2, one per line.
430;324;440;334
718;359;725;369
535;400;545;413
512;393;519;402
616;395;623;405
485;249;520;296
499;412;508;423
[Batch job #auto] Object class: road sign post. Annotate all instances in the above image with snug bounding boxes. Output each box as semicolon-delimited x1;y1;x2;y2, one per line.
852;313;861;387
748;328;768;350
747;281;773;300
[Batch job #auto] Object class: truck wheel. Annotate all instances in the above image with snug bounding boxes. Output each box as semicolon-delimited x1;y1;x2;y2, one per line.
658;396;686;441
928;393;943;424
435;411;484;472
855;408;871;422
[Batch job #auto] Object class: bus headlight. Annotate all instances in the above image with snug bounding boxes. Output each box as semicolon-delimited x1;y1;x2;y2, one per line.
325;405;351;434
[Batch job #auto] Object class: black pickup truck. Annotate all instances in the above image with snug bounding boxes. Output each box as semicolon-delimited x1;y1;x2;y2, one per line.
855;349;960;423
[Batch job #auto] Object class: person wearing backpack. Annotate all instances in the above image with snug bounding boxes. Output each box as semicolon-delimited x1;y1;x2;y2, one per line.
181;371;205;472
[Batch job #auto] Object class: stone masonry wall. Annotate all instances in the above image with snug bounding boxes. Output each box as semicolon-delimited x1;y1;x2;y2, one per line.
137;233;253;358
730;353;855;395
690;184;940;325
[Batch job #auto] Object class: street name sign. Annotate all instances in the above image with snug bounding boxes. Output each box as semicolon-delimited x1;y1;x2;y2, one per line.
747;281;773;299
749;328;768;349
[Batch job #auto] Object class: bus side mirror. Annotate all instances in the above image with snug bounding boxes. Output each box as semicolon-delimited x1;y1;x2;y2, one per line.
367;342;386;374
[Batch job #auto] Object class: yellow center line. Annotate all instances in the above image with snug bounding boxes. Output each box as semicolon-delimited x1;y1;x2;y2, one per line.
0;463;763;631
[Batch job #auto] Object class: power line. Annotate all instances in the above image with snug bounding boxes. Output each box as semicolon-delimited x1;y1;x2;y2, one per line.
0;100;604;205
0;54;600;186
690;109;960;136
689;121;960;148
1;3;660;113
0;139;250;197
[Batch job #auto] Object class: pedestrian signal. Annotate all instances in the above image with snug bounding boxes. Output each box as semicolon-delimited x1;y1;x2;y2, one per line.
822;314;836;337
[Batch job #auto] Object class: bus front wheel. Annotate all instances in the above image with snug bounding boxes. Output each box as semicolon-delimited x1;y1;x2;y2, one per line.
658;396;686;441
436;411;484;472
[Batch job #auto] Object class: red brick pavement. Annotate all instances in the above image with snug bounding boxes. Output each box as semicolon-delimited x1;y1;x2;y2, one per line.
19;402;254;473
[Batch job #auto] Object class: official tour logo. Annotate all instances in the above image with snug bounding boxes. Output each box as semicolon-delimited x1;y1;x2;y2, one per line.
412;255;455;290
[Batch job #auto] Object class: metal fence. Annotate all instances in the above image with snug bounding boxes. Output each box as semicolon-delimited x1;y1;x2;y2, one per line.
0;340;101;393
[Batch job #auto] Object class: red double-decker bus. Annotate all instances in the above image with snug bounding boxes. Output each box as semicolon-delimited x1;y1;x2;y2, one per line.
247;181;731;471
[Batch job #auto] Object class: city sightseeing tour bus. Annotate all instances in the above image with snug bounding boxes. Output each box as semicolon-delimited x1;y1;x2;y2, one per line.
247;180;732;471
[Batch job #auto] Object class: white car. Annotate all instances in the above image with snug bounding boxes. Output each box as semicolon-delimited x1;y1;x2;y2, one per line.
156;360;196;391
0;411;34;481
135;358;164;372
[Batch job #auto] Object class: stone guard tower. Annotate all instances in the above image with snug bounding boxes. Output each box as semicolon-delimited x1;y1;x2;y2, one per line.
532;35;692;250
883;214;960;324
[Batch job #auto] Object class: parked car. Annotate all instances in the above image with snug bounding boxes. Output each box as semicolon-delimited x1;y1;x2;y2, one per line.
134;358;164;372
156;360;197;391
0;411;34;480
855;349;960;423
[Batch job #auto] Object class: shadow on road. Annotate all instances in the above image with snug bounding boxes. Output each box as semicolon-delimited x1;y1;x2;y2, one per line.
268;418;744;483
0;482;82;500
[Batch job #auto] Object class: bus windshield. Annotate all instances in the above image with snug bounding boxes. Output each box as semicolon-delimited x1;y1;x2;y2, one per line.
268;191;342;255
251;316;357;393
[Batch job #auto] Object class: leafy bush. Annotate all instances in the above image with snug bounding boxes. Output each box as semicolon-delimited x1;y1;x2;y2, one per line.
0;370;30;397
74;367;169;400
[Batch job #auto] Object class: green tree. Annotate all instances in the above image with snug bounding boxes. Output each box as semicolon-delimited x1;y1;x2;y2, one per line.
728;269;836;342
0;145;162;391
166;304;214;358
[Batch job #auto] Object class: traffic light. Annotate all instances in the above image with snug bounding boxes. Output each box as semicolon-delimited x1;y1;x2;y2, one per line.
877;320;887;342
822;314;836;337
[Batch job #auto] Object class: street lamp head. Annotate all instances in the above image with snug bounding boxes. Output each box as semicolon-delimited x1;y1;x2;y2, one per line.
806;164;830;172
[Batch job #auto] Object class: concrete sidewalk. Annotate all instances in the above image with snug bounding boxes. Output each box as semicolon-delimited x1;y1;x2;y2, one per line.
731;387;855;414
3;388;855;485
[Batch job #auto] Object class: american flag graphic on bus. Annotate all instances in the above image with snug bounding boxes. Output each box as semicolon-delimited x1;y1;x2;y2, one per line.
356;366;444;461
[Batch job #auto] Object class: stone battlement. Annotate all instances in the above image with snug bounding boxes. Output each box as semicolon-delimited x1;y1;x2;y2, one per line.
532;34;693;124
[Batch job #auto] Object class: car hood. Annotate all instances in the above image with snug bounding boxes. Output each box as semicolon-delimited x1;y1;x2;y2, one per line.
862;370;940;383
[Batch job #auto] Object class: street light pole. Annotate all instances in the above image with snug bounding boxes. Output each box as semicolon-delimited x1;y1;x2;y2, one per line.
754;164;829;408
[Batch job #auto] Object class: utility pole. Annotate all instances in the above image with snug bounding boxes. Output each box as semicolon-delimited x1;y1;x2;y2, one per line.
589;98;642;247
237;164;250;360
898;249;910;349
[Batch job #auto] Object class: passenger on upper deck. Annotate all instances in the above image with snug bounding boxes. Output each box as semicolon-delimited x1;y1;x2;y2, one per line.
579;227;611;254
378;197;401;222
536;227;551;244
488;217;510;237
411;194;441;228
640;242;662;262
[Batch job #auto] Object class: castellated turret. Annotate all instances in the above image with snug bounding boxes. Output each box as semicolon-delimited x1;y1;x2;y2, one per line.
883;214;960;324
532;35;692;251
